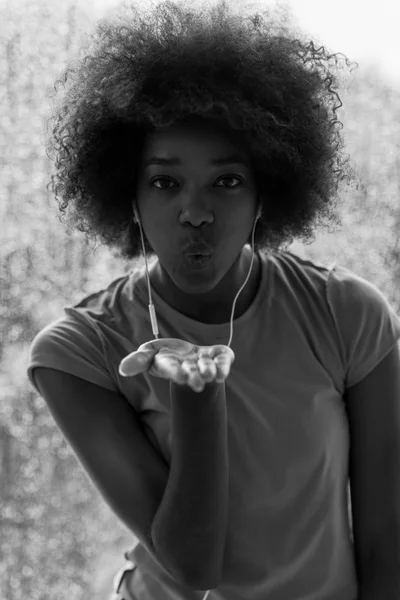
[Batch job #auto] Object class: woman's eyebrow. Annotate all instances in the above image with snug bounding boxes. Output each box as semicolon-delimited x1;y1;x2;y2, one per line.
143;154;249;168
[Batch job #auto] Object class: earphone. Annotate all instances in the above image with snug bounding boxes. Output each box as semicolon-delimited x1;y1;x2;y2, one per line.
130;204;261;600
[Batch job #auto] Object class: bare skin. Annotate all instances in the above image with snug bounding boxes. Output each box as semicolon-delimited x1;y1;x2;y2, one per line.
134;117;261;325
121;118;260;390
119;339;235;393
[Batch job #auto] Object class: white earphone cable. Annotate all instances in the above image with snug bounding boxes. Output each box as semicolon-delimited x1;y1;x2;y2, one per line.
135;208;259;348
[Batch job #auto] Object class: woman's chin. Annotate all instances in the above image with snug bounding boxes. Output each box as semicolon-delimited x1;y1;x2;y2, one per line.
173;267;217;293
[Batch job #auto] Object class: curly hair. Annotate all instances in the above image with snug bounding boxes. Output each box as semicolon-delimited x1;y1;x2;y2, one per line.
47;0;359;262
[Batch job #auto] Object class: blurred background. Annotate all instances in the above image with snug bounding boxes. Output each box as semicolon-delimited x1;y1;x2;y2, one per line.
1;0;400;598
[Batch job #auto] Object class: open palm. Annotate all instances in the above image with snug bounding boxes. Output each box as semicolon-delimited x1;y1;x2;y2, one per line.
119;338;235;392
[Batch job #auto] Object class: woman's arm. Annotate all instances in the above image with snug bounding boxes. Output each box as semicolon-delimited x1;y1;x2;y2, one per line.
151;380;229;591
345;343;400;600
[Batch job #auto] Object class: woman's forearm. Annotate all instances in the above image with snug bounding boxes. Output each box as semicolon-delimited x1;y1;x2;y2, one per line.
151;380;229;591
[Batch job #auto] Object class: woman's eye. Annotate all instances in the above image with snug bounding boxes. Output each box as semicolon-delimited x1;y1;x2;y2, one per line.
151;176;243;189
216;176;243;188
151;178;175;189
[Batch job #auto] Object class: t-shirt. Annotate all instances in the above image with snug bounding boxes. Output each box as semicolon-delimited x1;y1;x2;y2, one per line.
26;249;400;600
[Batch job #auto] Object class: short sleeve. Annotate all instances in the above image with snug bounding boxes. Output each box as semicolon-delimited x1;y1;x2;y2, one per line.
326;264;400;389
27;311;118;394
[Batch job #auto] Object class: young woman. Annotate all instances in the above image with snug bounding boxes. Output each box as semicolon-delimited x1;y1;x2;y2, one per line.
27;1;400;599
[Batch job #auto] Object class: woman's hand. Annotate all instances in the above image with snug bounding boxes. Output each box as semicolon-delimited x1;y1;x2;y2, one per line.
119;338;235;392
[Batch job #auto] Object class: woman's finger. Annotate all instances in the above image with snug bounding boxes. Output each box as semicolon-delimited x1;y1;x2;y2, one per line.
198;356;217;382
214;352;233;382
119;349;158;377
181;360;205;391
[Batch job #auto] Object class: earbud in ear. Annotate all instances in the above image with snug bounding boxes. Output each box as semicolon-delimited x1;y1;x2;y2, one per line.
256;206;262;220
133;207;140;225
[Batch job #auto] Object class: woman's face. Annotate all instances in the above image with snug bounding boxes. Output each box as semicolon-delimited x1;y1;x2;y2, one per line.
135;120;258;297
